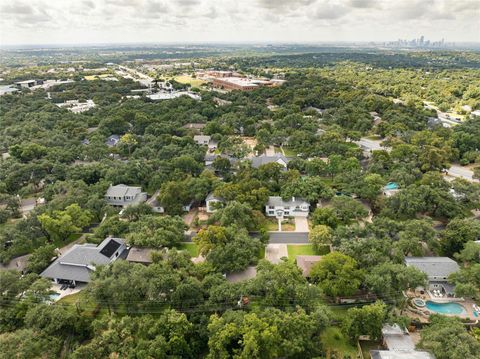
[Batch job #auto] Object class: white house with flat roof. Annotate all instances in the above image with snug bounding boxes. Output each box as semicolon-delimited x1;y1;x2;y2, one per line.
266;196;309;217
105;184;147;208
193;135;211;145
404;256;459;295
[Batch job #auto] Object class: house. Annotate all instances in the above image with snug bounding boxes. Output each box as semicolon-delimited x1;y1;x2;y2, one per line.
105;184;147;208
404;257;459;295
126;247;154;265
296;255;323;277
194;135;211;145
370;324;436;359
40;237;126;285
183;123;206;133
251;154;289;169
15;79;40;88
0;85;18;96
265;196;309;217
206;192;224;213
204;153;238;168
106;135;120;147
147;195;193;213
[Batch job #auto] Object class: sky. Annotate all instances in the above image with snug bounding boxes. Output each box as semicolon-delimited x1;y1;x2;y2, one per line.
0;0;479;46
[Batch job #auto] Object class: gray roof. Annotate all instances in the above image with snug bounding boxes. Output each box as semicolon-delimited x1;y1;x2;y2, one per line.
183;123;206;129
206;192;224;202
267;196;309;207
382;324;414;351
370;351;435;359
41;237;125;283
106;184;142;198
251;154;289;168
194;135;211;143
404;257;459;279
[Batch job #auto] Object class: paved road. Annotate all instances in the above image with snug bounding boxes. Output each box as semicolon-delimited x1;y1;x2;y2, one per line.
268;232;309;244
448;165;478;182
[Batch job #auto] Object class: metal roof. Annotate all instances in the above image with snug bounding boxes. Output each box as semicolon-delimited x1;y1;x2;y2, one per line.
251;154;289;168
267;196;309;207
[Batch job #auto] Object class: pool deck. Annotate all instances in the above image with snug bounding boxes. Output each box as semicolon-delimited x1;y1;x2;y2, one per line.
405;289;479;322
49;283;86;301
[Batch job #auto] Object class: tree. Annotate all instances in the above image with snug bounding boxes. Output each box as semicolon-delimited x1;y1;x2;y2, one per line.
119;133;138;155
310;252;363;297
311;207;340;229
71;311;194;359
441;218;480;256
281;176;334;203
207;307;330;359
455;241;480;264
24;304;85;337
343;301;387;342
418;315;480;359
38;203;92;241
449;263;480;300
0;329;62;359
25;244;55;274
365;262;427;297
309;225;333;250
331;196;368;224
208;201;263;231
127;215;185;248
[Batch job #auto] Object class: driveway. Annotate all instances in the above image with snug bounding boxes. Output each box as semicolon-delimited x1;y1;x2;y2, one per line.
265;244;288;264
294;217;309;232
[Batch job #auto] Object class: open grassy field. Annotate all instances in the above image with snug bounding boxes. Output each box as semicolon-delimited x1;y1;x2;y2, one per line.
174;75;205;87
178;242;199;257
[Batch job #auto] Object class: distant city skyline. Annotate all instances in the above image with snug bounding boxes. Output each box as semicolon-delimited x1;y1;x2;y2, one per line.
0;0;478;46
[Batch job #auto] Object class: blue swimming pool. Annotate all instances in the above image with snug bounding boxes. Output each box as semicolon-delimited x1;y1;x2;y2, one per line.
49;293;60;301
385;182;399;190
426;301;466;315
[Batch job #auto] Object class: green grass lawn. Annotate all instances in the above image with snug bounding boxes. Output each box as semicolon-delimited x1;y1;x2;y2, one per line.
282;146;297;157
264;218;295;232
178;242;199;257
258;246;265;259
287;244;330;261
320;327;357;358
174;75;205;87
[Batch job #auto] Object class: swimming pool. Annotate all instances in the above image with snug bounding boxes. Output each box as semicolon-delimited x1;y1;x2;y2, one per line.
48;293;60;302
426;301;466;315
385;182;399;190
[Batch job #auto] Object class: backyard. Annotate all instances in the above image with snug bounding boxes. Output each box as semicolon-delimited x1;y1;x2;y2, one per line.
287;244;330;261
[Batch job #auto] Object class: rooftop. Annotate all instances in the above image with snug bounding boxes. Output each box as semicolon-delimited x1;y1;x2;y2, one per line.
267;196;309;207
296;255;323;277
251;153;290;168
106;184;143;198
370;350;435;359
41;238;125;283
126;247;154;264
382;324;414;351
404;257;459;278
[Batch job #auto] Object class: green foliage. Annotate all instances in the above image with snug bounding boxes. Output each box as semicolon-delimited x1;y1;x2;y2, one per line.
37;203;92;241
126;215;185;248
343;301;387;342
419;315;480;359
310;252;363;297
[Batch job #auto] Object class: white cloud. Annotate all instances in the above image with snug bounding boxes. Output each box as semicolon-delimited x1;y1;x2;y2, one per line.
0;0;477;44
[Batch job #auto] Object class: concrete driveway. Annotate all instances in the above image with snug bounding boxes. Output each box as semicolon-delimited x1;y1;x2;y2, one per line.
265;244;288;264
294;217;309;232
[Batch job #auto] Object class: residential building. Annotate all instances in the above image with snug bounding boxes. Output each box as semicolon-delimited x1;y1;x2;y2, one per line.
106;135;120;147
251;153;289;169
194;135;211;145
370;324;436;359
0;85;18;96
105;184;147;208
56;99;95;113
265;196;310;217
296;255;323;277
146;195;193;213
404;257;460;295
126;247;154;265
183;123;206;133
40;237;126;284
15;79;41;88
206;192;224;213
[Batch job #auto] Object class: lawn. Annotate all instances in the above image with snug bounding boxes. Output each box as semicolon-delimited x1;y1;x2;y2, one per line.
264;218;295;232
281;146;297;157
320;327;357;359
178;242;199;257
258;246;265;259
287;244;330;261
174;75;205;87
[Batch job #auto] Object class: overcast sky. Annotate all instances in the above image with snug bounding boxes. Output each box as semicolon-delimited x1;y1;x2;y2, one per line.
0;0;478;45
